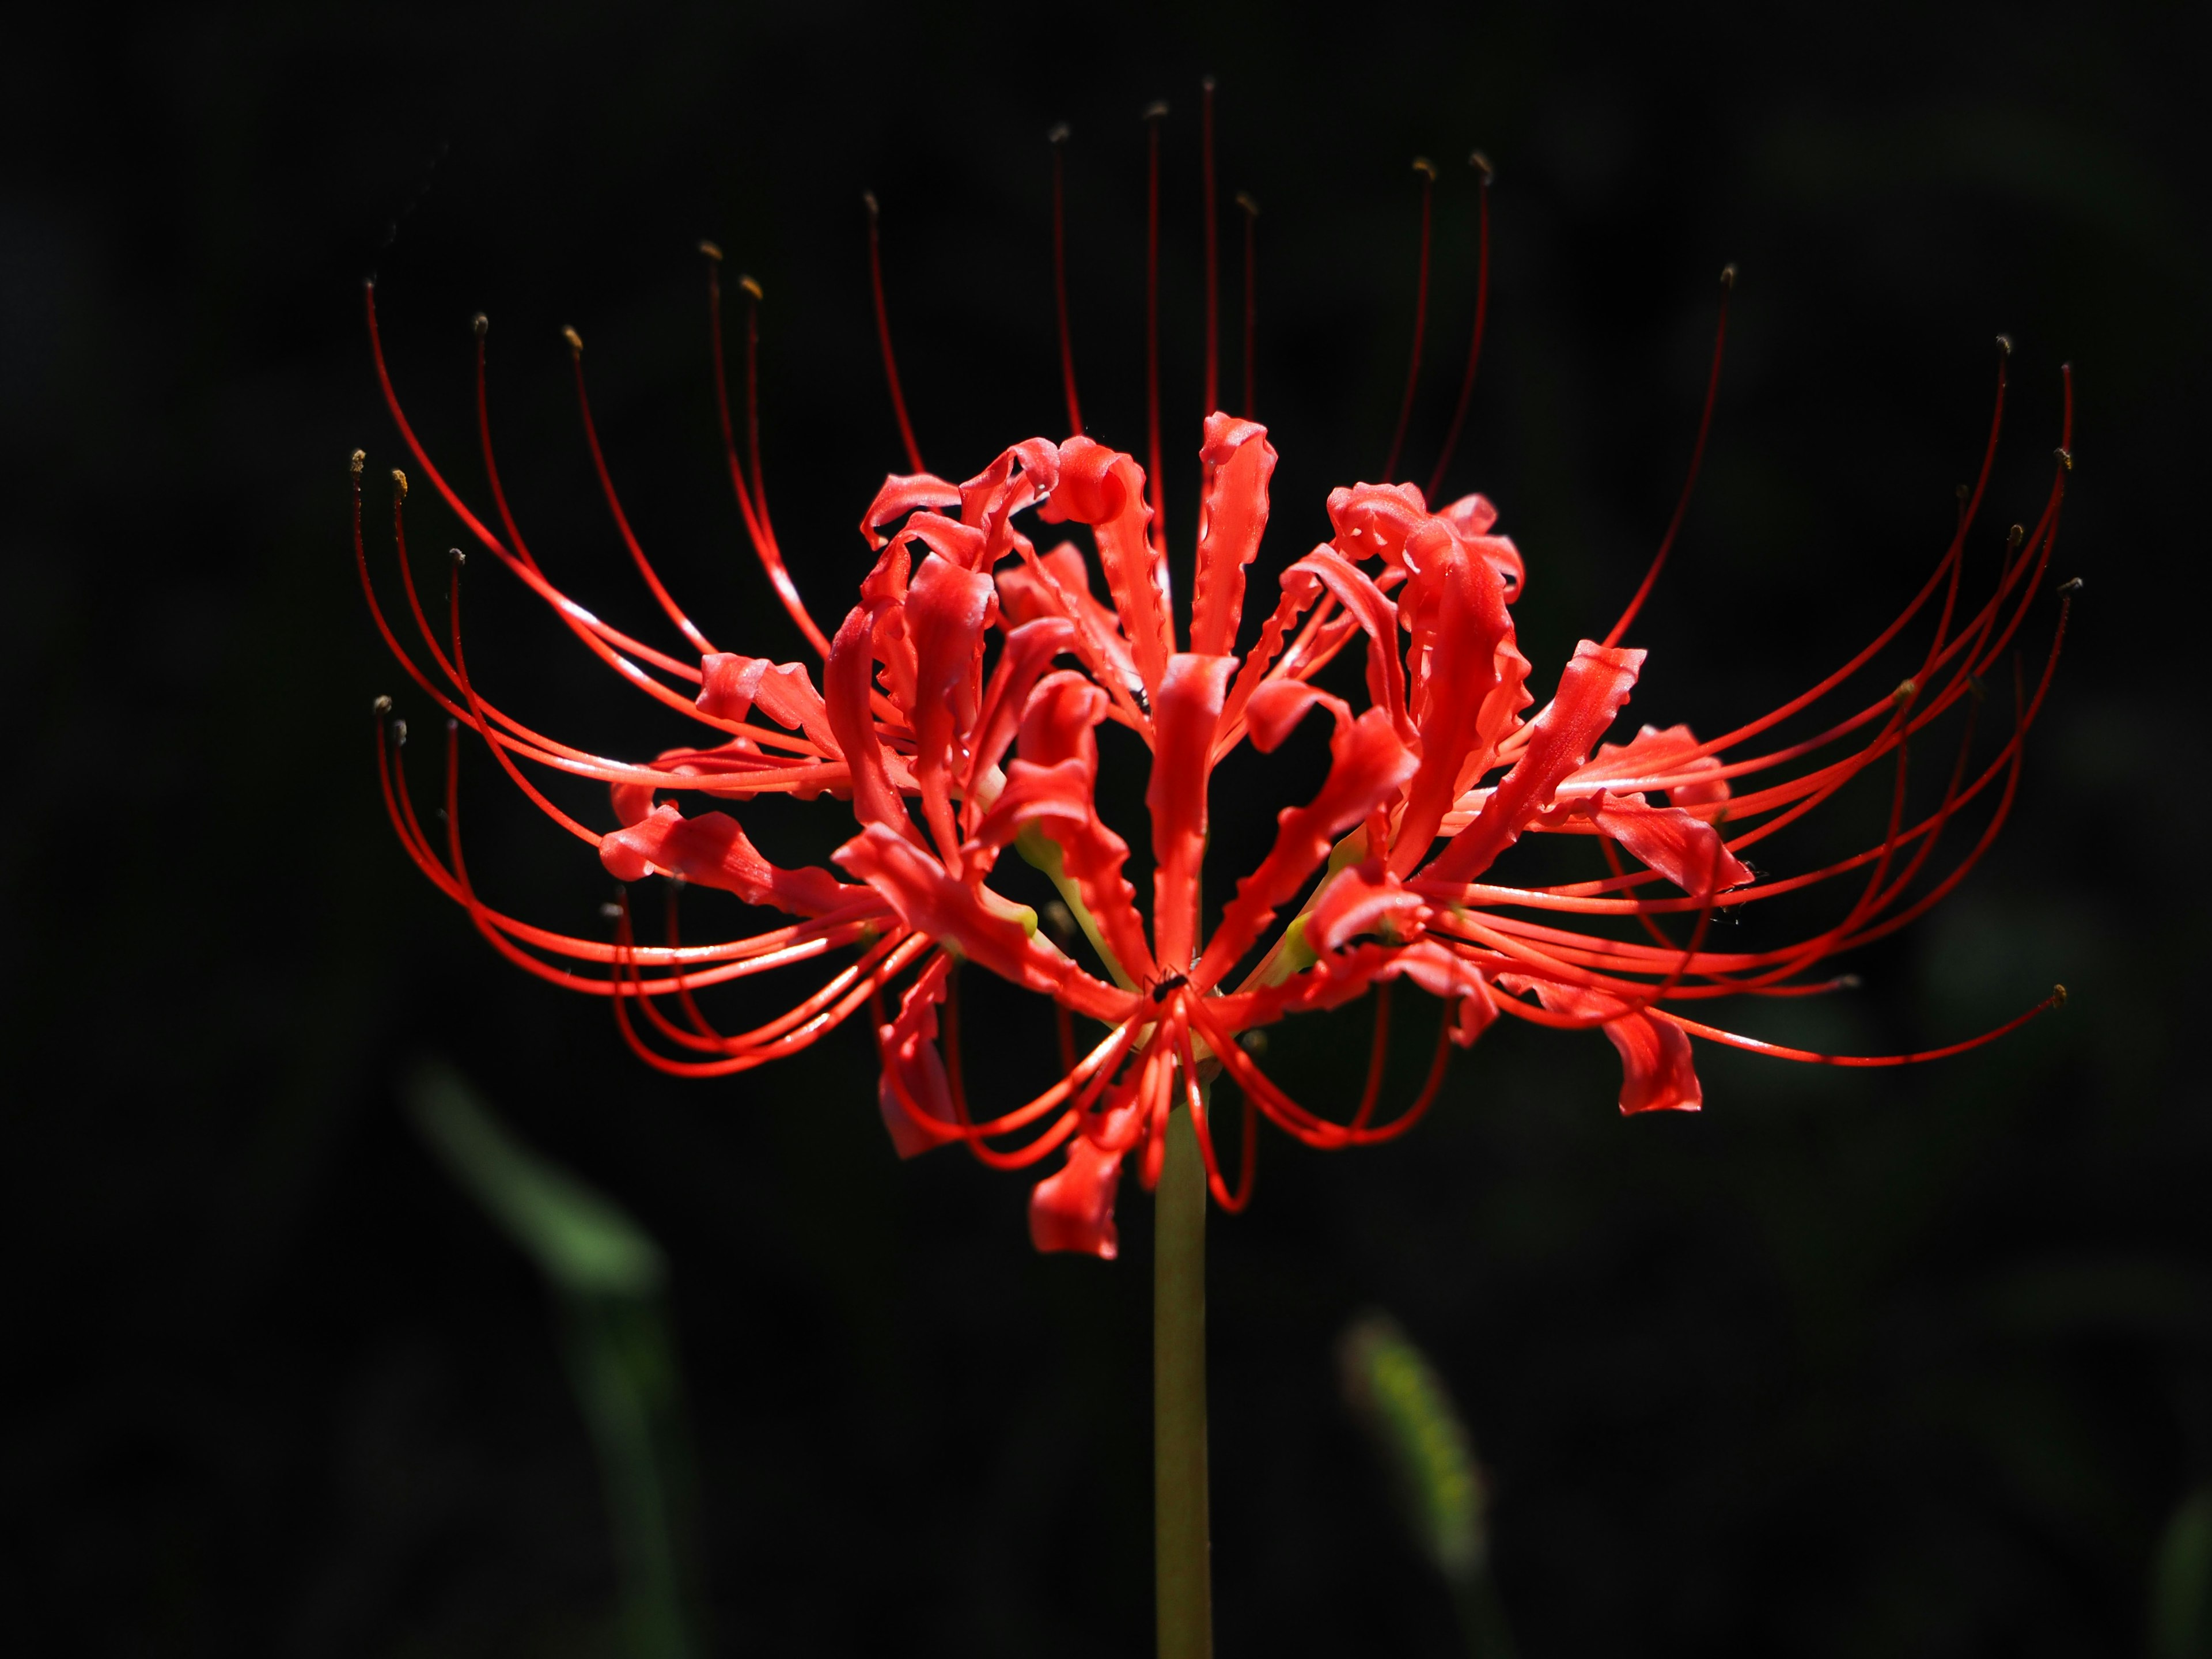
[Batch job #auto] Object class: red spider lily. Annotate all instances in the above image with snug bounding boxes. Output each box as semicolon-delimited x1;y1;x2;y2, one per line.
357;102;2074;1260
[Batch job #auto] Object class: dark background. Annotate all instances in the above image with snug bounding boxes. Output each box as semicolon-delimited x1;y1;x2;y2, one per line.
5;1;2206;1653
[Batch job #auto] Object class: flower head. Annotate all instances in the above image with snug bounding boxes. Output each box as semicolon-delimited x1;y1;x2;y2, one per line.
359;97;2074;1258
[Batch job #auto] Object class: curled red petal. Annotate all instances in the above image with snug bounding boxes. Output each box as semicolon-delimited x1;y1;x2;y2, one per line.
600;804;857;916
1308;859;1429;954
1325;480;1430;579
859;471;962;551
877;955;957;1158
1582;793;1752;896
904;552;997;860
1506;975;1703;1113
1190;414;1277;657
957;437;1060;569
1028;1135;1124;1258
697;653;839;753
1571;722;1730;809
834;823;1129;1021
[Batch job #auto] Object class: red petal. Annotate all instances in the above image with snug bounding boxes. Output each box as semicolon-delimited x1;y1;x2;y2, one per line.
904;552;996;860
1147;654;1235;971
1282;548;1412;741
1190;415;1277;657
1195;707;1416;988
1041;437;1172;696
1390;533;1528;873
1425;639;1645;885
824;602;919;839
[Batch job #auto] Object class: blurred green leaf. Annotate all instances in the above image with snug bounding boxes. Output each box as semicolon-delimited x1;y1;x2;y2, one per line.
404;1059;697;1659
2152;1488;2212;1659
1339;1313;1517;1659
406;1058;666;1300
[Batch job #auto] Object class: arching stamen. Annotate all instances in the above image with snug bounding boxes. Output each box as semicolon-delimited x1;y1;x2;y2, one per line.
1143;100;1169;559
1381;157;1438;485
563;325;718;656
1648;985;2066;1068
702;244;831;657
1600;262;1736;648
862;191;926;474
1348;981;1393;1132
1201;75;1219;418
1424;151;1493;503
741;274;771;541
1236;193;1259;419
1048;124;1083;436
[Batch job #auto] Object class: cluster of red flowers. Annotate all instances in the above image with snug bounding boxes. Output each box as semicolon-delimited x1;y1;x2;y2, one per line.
358;99;2073;1258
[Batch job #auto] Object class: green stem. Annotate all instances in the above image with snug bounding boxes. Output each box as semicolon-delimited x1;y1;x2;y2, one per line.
1155;1099;1213;1659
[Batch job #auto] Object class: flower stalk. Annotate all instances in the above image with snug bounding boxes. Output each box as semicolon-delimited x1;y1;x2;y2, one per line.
1155;1093;1213;1659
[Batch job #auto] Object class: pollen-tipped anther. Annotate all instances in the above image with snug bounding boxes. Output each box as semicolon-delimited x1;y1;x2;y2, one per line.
391;468;408;503
1412;156;1438;180
2056;577;2084;595
388;717;408;747
372;694;393;717
1047;122;1070;145
1996;333;2013;357
861;190;880;218
449;546;467;568
1835;974;1863;990
1236;191;1259;218
2052;984;2069;1009
2055;446;2074;471
698;239;723;262
738;275;763;301
562;326;584;354
1893;677;1918;702
2007;524;2025;550
1719;262;1739;290
1468;150;1494;182
1143;100;1169;121
471;312;488;338
349;448;365;476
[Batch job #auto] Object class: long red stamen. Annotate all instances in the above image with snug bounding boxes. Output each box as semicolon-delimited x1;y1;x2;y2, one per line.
1237;193;1259;419
1381;157;1437;485
1049;124;1083;436
863;191;926;475
1425;151;1493;503
702;247;831;657
565;327;718;656
1601;263;1734;647
1201;76;1219;418
1143;100;1168;559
